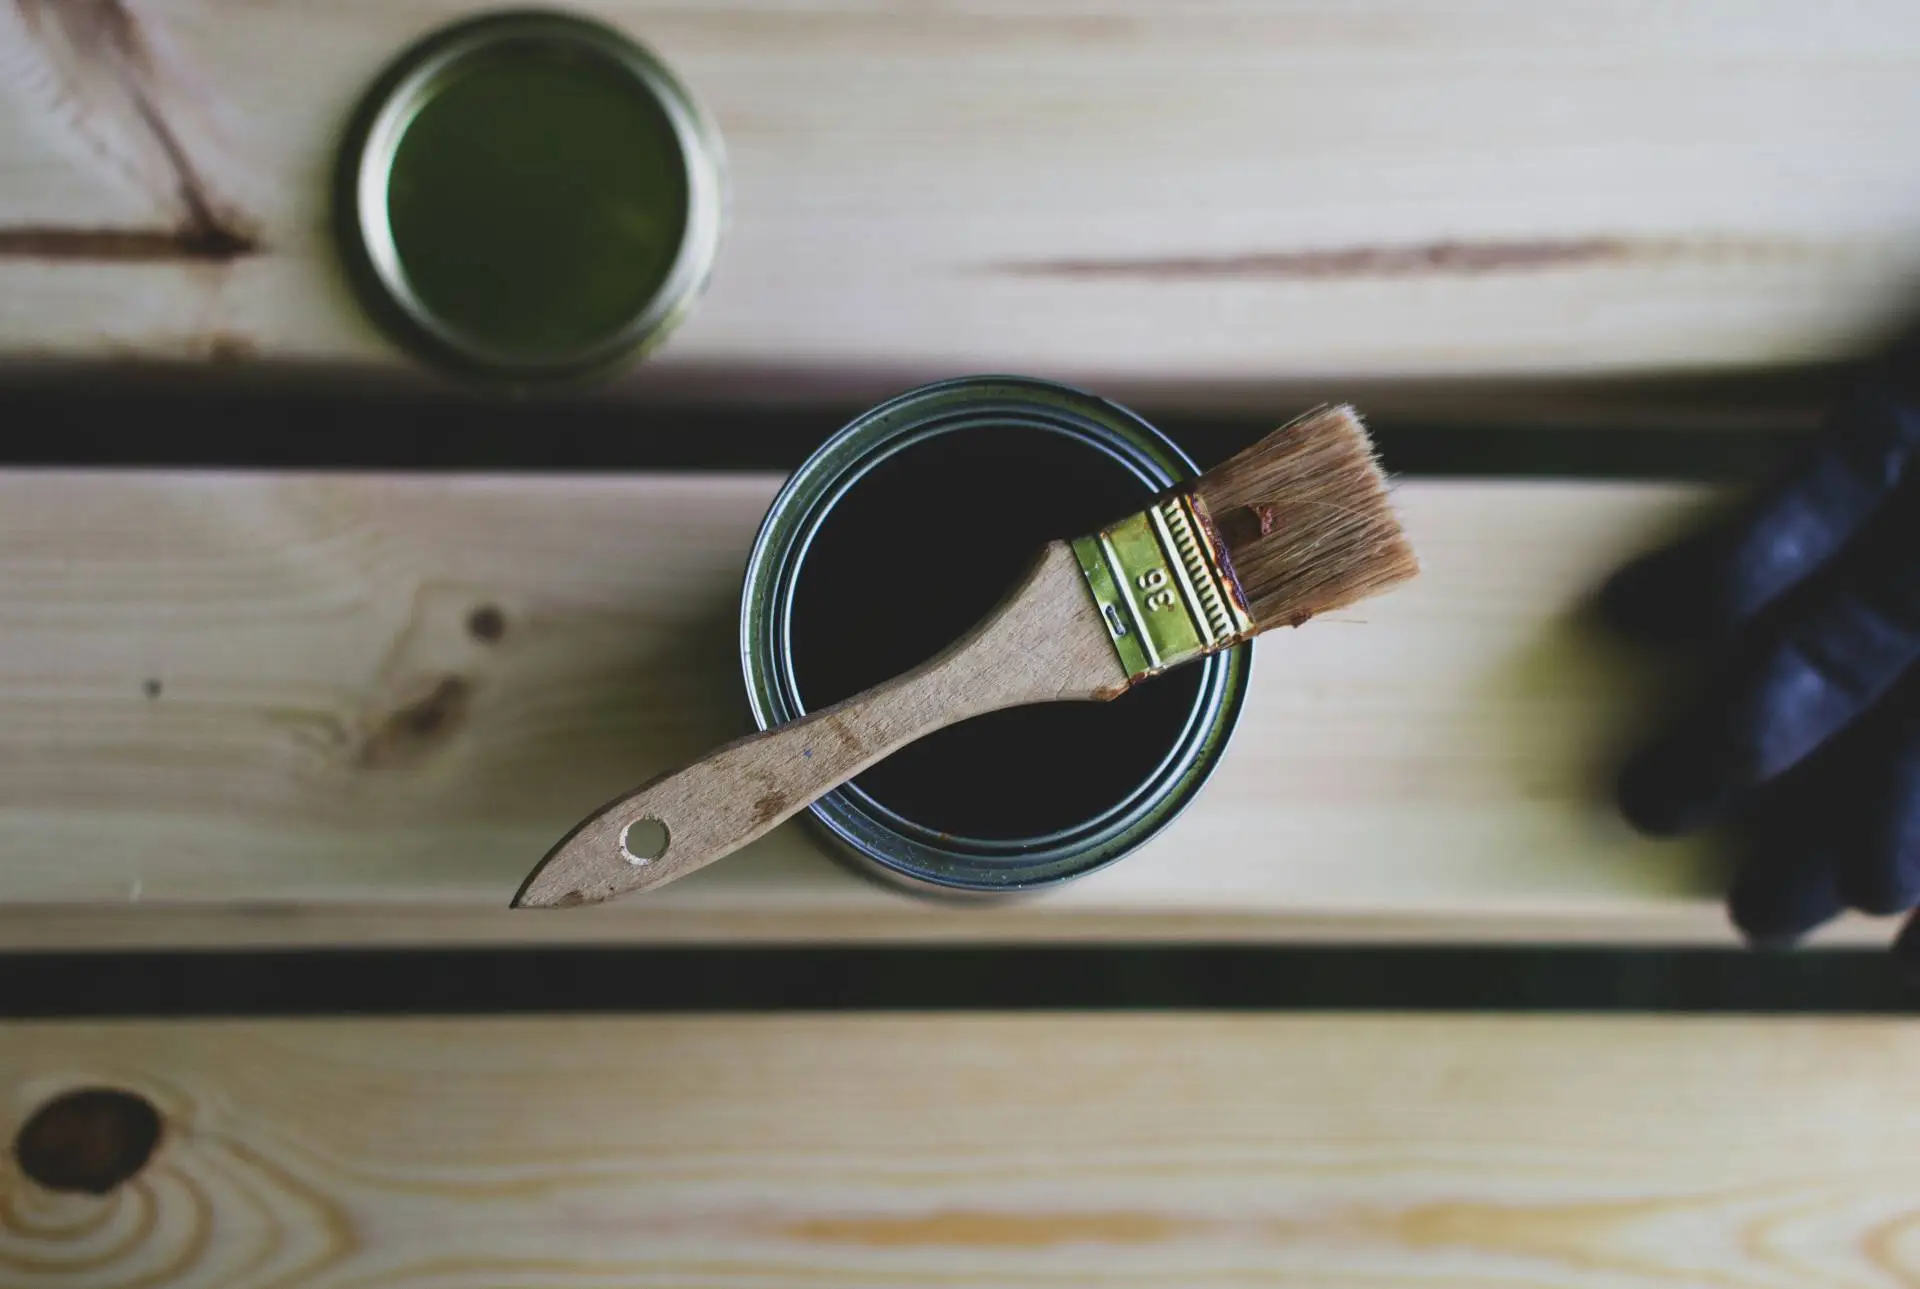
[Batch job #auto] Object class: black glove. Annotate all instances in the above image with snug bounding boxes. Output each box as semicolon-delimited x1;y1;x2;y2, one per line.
1598;368;1920;960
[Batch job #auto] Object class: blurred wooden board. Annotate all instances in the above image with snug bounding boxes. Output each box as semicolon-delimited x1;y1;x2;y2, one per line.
4;1015;1918;1285
4;1;1920;390
0;468;1892;949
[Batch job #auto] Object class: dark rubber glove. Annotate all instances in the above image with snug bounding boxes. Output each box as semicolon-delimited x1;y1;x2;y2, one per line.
1598;369;1920;960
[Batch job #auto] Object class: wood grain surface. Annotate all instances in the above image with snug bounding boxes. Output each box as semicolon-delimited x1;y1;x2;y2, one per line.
0;467;1892;948
3;1015;1918;1286
4;1;1920;390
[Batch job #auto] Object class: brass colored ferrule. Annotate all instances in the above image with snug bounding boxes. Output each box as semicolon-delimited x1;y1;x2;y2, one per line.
1072;493;1253;680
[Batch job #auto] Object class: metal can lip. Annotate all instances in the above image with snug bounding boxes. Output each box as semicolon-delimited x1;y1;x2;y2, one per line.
335;8;726;383
741;376;1251;896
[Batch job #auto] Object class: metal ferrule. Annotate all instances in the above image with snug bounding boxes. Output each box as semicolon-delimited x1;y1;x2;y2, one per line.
1072;493;1253;680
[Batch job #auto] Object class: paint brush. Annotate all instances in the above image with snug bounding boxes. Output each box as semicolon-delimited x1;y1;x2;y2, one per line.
515;405;1419;908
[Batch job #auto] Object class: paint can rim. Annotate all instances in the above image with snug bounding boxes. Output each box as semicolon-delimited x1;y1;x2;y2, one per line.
740;375;1251;895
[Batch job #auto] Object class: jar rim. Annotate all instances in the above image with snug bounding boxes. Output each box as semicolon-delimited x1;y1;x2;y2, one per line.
333;9;726;383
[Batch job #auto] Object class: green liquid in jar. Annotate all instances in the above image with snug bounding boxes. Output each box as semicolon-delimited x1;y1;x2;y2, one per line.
383;44;689;362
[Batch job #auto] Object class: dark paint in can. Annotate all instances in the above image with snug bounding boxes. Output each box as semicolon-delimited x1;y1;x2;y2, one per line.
742;377;1250;895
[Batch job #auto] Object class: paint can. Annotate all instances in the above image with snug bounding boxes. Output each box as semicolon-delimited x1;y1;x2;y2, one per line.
741;376;1250;895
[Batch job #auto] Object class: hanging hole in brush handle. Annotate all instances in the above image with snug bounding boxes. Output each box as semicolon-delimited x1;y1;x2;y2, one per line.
620;817;670;865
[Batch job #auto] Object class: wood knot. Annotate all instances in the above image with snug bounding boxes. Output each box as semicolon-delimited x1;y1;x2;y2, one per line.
358;674;474;767
14;1088;163;1195
466;604;507;643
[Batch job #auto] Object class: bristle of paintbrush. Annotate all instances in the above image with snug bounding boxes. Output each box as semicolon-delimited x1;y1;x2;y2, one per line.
1192;405;1418;631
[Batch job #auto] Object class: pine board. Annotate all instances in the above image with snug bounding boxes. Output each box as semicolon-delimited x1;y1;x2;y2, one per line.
3;1015;1918;1286
4;1;1920;389
0;469;1890;947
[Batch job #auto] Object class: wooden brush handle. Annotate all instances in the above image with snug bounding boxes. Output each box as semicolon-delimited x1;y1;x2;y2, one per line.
515;542;1129;908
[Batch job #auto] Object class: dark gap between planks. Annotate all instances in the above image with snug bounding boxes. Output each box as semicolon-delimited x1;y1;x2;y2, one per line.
0;366;1840;480
0;948;1914;1017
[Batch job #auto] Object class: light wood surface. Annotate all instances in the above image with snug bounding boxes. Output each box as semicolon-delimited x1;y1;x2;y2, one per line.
4;1015;1918;1286
520;541;1127;907
0;467;1893;948
5;1;1920;391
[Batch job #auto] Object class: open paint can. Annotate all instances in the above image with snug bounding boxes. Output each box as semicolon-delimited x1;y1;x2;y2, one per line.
741;377;1251;895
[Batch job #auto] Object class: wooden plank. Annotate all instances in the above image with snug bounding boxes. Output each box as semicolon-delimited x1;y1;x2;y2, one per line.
4;1;1920;388
4;1015;1918;1285
0;469;1892;948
